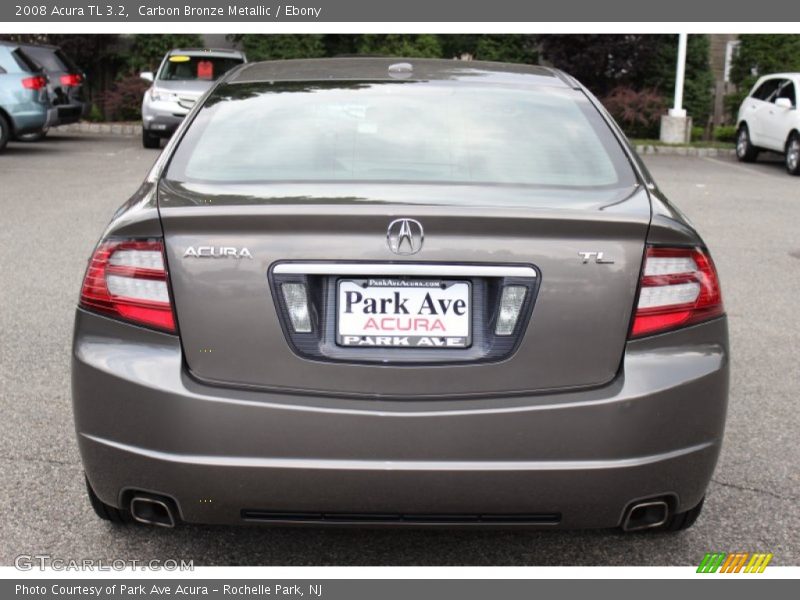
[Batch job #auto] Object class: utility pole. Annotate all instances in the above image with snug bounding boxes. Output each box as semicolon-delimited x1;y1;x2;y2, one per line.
660;33;692;143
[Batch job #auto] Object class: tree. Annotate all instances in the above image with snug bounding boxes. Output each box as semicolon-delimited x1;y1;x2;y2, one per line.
730;34;800;91
641;35;714;129
230;34;326;61
538;34;714;128
127;34;205;73
537;35;664;97
437;35;538;63
354;35;443;58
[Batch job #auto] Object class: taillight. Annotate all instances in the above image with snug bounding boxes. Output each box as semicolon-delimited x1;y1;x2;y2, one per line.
79;239;176;333
630;246;723;338
60;73;83;87
21;75;47;90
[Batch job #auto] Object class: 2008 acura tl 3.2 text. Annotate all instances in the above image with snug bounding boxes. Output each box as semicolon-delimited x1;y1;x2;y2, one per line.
73;58;728;532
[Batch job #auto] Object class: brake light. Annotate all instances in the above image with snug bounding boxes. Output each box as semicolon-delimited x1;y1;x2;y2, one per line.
630;246;723;338
21;75;47;90
79;239;176;332
60;73;83;87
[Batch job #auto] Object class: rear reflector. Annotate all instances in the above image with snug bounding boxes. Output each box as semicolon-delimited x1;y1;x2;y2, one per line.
79;239;176;332
495;285;527;335
630;246;723;338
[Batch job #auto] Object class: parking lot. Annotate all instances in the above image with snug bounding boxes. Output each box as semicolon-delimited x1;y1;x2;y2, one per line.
0;132;798;566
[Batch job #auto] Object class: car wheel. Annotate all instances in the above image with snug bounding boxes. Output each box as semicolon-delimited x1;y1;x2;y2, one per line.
785;132;800;176
85;476;131;524
142;129;161;149
736;125;759;162
16;128;48;142
0;113;10;152
658;497;704;532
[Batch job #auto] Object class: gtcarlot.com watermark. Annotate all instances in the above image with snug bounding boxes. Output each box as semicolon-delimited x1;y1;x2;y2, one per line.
15;554;194;571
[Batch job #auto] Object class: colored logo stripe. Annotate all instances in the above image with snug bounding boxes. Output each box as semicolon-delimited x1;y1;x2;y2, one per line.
697;552;726;573
720;553;749;573
697;552;773;573
744;553;773;573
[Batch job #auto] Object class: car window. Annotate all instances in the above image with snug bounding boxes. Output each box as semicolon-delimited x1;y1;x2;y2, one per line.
774;80;796;106
752;78;782;101
23;46;68;72
10;48;40;73
55;49;80;72
157;55;243;82
167;81;636;189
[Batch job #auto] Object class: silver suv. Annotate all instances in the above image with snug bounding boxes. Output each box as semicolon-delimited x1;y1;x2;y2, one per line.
139;48;246;148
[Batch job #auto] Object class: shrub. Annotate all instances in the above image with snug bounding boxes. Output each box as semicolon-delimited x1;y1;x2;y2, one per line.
713;125;738;143
127;34;205;73
86;104;104;122
101;74;149;121
601;86;667;139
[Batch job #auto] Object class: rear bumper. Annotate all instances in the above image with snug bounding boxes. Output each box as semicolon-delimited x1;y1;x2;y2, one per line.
51;103;85;126
73;310;729;528
10;106;50;135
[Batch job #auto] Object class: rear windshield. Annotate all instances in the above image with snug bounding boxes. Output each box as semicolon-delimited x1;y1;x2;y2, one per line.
158;55;244;82
166;81;635;189
11;48;40;73
23;46;78;73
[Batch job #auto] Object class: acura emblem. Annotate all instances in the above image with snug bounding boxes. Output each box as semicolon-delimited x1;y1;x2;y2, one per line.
386;218;424;255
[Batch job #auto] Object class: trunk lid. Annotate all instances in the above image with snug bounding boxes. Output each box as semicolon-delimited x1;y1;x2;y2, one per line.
159;181;650;398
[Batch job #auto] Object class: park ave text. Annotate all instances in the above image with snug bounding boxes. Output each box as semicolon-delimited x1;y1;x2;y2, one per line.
15;4;323;18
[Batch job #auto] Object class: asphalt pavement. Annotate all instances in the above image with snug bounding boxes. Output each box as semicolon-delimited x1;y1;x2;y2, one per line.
0;132;797;566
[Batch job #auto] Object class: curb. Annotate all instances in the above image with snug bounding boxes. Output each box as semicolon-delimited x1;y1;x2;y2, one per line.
56;122;142;136
634;144;735;157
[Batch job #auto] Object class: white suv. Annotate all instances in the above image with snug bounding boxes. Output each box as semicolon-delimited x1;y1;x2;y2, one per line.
736;73;800;175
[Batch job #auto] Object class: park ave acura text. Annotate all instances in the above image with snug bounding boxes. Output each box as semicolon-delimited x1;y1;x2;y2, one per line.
73;58;728;531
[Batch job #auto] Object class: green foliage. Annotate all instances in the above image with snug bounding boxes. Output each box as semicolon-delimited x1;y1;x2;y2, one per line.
87;104;104;122
730;35;800;93
642;35;714;128
539;34;714;126
724;89;749;124
127;34;205;73
231;35;326;61
354;35;443;58
437;35;538;63
713;125;738;143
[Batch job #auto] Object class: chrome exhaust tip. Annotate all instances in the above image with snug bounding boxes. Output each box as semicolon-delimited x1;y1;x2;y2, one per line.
622;500;669;532
130;495;176;528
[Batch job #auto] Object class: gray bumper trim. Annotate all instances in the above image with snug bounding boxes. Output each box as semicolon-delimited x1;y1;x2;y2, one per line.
83;433;713;472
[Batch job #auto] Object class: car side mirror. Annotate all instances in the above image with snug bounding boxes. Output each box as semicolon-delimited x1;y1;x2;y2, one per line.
140;71;154;83
775;97;794;109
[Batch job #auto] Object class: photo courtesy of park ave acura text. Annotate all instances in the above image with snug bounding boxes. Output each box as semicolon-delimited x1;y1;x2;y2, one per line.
0;25;798;572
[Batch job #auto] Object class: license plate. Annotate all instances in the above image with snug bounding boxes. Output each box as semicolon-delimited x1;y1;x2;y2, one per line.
337;279;471;348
